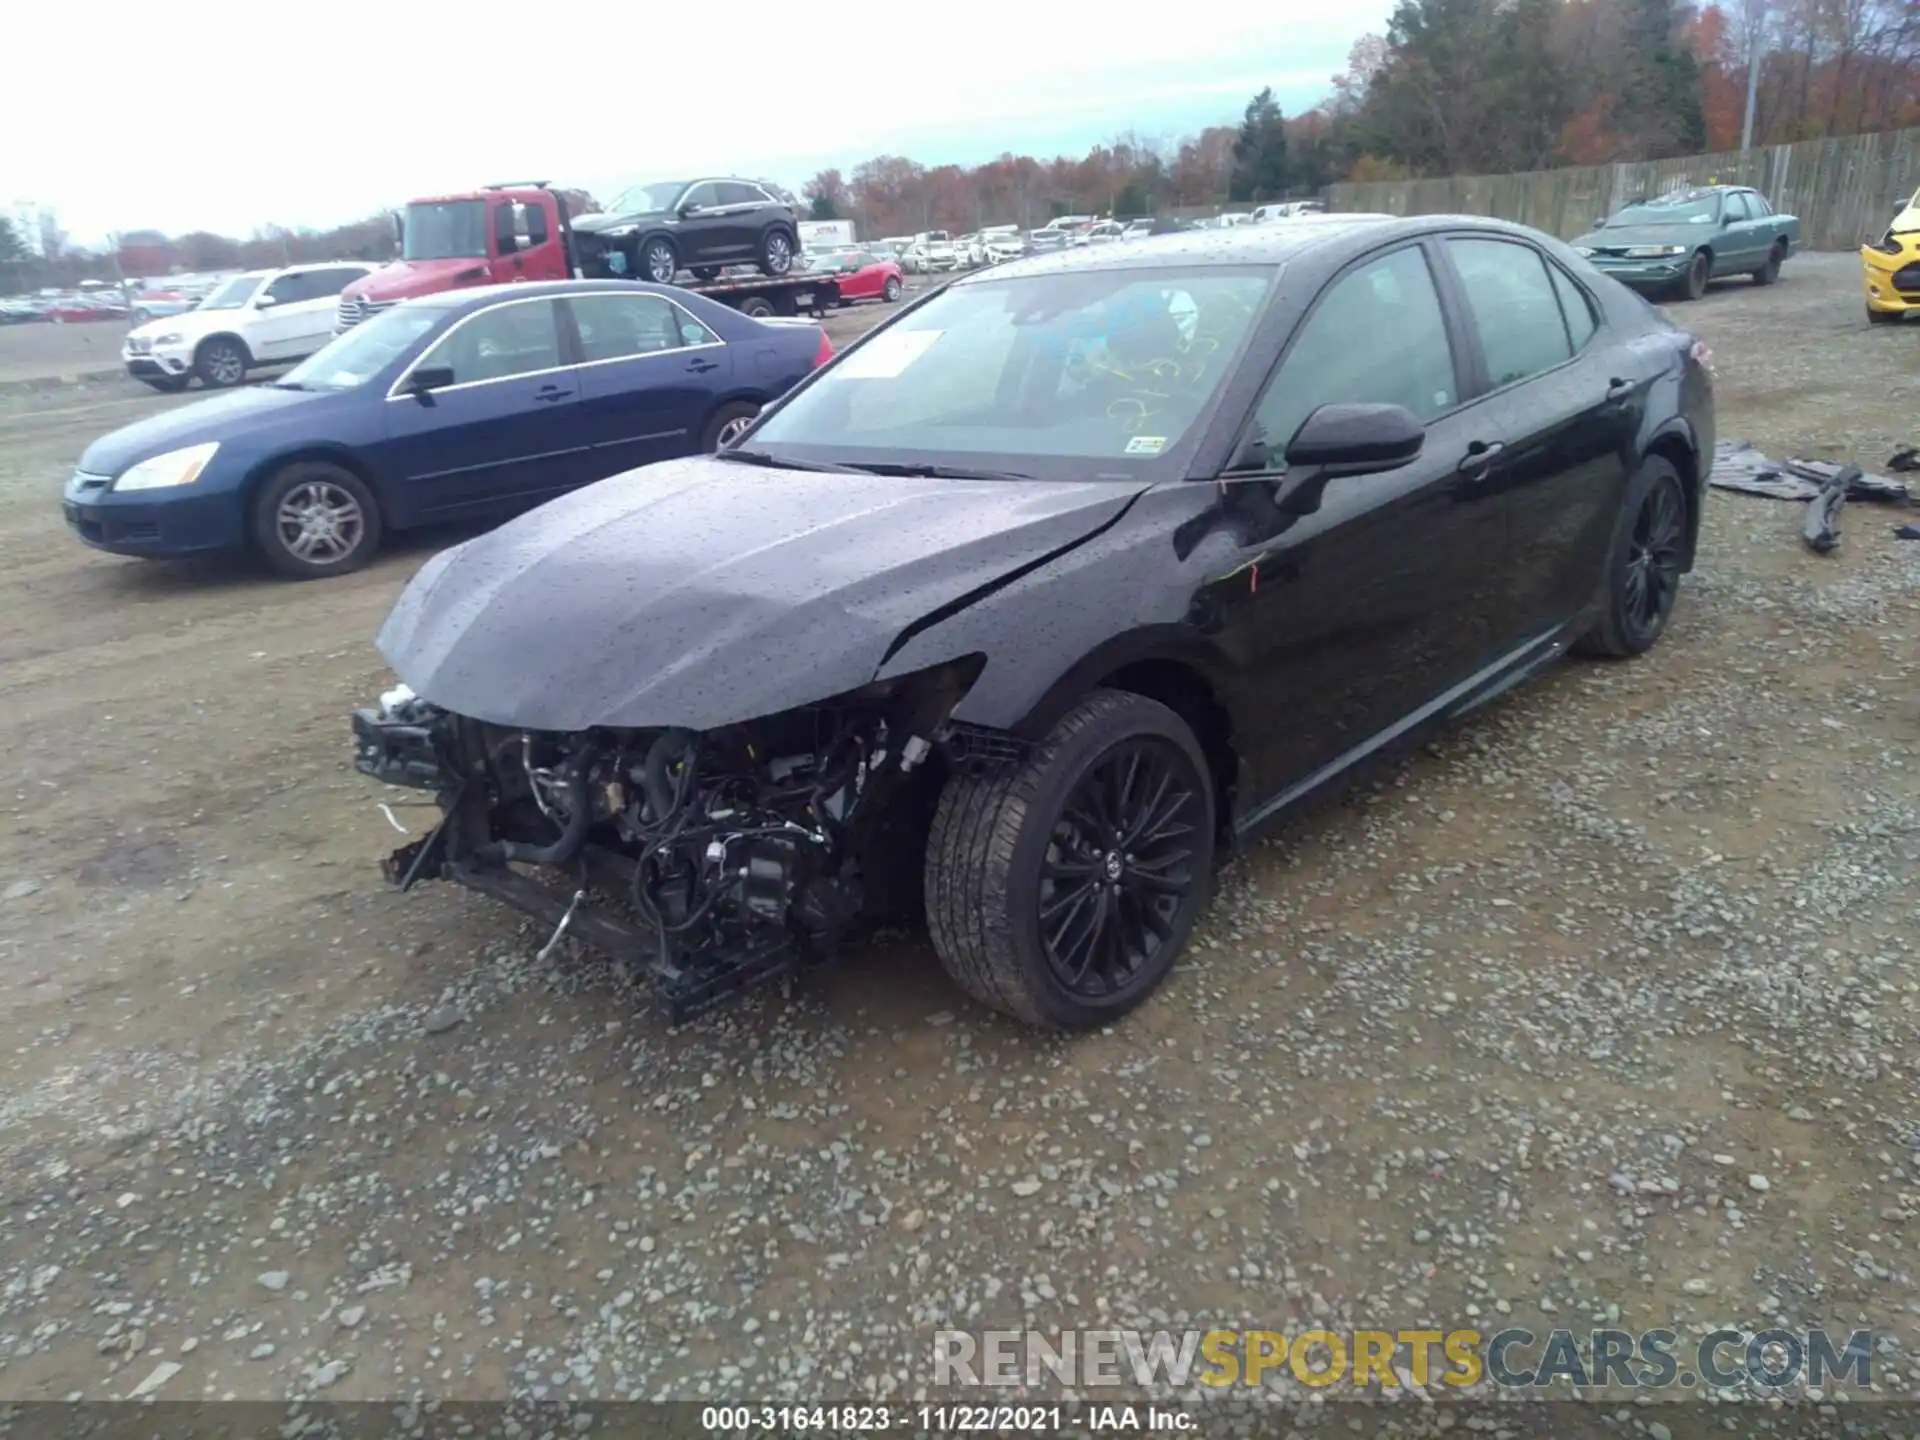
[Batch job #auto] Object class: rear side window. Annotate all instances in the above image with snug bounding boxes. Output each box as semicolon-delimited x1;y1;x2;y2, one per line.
717;182;763;206
1249;245;1458;455
570;293;690;362
1548;263;1597;350
1445;237;1572;389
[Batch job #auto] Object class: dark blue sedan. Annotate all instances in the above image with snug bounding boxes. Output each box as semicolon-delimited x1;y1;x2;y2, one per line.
63;280;832;578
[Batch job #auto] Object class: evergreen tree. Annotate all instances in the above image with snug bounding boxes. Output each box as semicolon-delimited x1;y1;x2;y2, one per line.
1230;88;1291;201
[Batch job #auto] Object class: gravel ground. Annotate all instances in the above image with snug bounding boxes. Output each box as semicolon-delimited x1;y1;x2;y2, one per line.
0;252;1916;1416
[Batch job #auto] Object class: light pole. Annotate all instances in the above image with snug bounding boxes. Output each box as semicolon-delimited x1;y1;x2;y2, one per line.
1740;0;1764;155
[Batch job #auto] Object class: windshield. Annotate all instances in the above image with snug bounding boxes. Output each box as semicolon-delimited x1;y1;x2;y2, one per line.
403;201;487;260
747;265;1273;476
279;306;444;391
197;274;264;310
610;181;687;214
1611;194;1722;227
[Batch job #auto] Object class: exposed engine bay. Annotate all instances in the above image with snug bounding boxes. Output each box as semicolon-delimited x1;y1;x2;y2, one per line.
353;658;1005;1022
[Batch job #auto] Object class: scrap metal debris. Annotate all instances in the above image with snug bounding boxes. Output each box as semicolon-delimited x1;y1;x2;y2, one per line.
1707;441;1911;553
1888;446;1918;473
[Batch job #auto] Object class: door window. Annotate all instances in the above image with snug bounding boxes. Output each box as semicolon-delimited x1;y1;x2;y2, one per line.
1445;238;1573;390
306;267;367;297
716;181;763;206
1547;262;1598;350
569;293;696;363
1247;245;1458;458
417;300;563;384
260;271;314;305
1722;192;1753;222
679;182;721;211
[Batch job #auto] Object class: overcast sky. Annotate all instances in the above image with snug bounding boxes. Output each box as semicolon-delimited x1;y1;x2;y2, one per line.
7;0;1387;245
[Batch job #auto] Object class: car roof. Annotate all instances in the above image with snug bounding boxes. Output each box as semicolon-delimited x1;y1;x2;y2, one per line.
400;279;716;312
956;212;1517;280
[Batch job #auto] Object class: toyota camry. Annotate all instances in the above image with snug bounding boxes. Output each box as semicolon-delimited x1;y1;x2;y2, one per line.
352;215;1714;1030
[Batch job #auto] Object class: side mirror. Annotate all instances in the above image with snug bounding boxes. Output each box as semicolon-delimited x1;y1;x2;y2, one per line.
1284;402;1425;474
254;293;279;309
1593;217;1608;229
406;365;455;395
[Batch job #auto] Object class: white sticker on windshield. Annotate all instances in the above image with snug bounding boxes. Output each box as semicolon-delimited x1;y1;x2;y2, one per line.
1125;435;1167;455
834;329;942;378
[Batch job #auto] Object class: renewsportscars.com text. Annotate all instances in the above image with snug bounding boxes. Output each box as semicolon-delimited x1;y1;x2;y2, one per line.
933;1327;1873;1391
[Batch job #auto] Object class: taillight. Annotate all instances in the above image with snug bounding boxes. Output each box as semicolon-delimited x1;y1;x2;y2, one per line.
813;331;834;368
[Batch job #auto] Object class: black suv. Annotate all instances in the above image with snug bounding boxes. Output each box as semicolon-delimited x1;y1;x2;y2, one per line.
571;178;801;284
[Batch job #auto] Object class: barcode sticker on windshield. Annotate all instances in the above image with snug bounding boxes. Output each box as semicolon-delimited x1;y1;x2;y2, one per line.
835;330;943;379
1125;436;1167;455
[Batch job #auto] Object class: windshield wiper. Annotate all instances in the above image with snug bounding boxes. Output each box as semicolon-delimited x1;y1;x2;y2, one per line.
711;449;865;474
836;460;1035;482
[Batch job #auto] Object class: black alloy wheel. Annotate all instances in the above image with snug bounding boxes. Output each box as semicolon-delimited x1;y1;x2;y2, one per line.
924;689;1216;1029
1038;737;1205;1001
1576;457;1687;658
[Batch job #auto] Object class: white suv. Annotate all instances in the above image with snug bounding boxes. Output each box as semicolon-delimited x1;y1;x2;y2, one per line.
122;262;373;392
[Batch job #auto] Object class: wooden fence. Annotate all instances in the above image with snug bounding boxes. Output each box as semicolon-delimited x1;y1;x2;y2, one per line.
1328;127;1920;250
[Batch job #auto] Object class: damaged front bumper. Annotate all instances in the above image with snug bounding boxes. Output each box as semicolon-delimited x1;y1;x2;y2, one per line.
351;660;1008;1024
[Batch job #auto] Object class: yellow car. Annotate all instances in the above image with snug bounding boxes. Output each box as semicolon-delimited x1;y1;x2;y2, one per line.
1863;185;1920;324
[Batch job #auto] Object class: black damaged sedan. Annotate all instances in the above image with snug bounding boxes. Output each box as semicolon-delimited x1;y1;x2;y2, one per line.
354;215;1714;1030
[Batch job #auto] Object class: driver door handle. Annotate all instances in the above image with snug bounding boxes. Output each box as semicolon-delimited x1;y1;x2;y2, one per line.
1457;440;1504;478
686;358;719;373
534;384;571;403
1605;377;1636;402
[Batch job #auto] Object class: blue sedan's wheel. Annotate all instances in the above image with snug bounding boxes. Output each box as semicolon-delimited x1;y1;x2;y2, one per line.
252;461;382;580
703;401;760;451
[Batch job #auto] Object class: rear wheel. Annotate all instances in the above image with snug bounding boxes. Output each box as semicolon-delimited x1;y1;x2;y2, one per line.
736;296;777;318
925;690;1216;1029
639;236;679;284
194;336;249;388
1752;241;1785;285
250;461;381;579
702;401;761;451
1574;456;1687;659
758;228;795;277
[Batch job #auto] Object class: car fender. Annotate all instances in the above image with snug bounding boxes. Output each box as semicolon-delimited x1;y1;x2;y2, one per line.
241;443;391;522
873;482;1240;735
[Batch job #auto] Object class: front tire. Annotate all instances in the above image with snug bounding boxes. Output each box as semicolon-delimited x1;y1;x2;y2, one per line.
1678;250;1710;301
1574;456;1687;658
194;336;249;388
1868;306;1898;325
1752;241;1784;285
702;400;760;451
250;461;381;579
882;275;903;302
758;228;795;277
925;690;1216;1029
639;236;679;284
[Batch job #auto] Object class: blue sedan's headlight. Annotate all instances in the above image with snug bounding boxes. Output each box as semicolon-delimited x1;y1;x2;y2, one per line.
115;442;220;492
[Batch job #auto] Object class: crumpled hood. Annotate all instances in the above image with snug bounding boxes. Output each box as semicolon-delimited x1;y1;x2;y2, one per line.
1574;224;1711;250
377;455;1150;731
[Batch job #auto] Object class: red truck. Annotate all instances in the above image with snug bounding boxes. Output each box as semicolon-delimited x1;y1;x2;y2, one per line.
335;182;839;331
